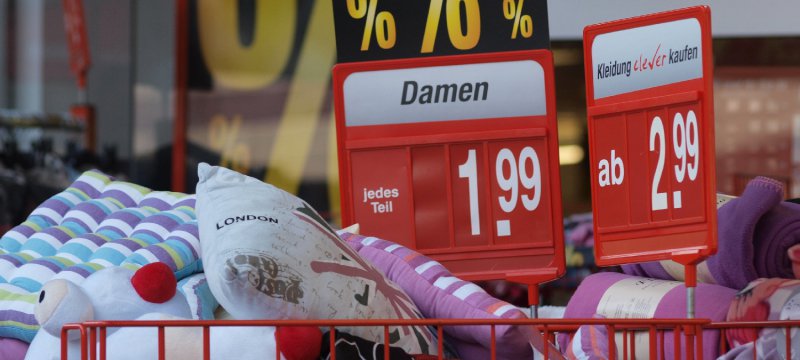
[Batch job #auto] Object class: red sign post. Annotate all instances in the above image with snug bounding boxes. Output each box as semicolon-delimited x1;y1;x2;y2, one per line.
333;50;564;307
584;7;717;317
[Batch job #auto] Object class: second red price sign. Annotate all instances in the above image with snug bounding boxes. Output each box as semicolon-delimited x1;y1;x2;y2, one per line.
584;6;717;267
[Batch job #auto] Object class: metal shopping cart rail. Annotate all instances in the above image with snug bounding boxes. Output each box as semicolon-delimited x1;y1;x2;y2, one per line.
59;317;800;360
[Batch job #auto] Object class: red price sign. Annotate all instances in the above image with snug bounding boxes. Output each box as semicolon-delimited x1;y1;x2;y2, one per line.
584;7;717;266
333;51;564;283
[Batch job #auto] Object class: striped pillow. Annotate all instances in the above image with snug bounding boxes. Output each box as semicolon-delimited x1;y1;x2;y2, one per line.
0;283;38;341
0;171;205;342
0;170;111;254
339;232;534;360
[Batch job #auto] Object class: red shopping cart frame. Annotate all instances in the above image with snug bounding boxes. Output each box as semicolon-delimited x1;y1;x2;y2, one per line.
58;317;746;360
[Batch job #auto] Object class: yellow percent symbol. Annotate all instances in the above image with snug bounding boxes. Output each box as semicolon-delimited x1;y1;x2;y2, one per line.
421;0;481;53
197;0;296;90
347;0;396;50
208;114;252;175
196;0;340;224
503;0;533;39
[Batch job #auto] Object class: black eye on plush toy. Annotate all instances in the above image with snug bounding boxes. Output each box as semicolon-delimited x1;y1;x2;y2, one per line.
34;279;94;336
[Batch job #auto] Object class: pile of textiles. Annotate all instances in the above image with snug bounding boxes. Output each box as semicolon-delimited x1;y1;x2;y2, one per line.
559;177;800;359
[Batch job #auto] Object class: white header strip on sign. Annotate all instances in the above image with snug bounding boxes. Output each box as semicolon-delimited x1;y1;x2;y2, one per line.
591;18;703;99
343;60;546;127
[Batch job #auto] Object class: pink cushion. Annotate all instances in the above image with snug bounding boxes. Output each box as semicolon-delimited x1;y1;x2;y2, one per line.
0;337;29;360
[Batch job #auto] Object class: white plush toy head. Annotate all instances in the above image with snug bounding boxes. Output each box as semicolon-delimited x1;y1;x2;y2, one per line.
35;279;93;336
35;262;191;337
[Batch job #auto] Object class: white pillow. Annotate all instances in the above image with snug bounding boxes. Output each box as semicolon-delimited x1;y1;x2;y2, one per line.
196;164;435;355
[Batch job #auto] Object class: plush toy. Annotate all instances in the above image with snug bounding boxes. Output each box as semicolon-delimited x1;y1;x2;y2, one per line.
24;262;321;360
25;262;191;359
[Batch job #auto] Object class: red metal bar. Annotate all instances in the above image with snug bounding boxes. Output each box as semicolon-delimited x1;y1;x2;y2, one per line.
203;325;210;360
659;329;665;359
89;326;97;360
708;320;800;329
695;325;703;360
158;326;165;360
786;326;792;359
63;318;726;359
329;326;336;360
648;325;656;359
629;330;636;359
99;326;107;360
622;329;628;360
528;284;539;307
674;325;681;359
719;328;727;355
62;314;703;330
684;325;695;360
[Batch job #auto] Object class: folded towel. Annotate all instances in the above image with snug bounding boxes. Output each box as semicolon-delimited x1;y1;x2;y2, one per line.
558;272;736;359
623;177;797;290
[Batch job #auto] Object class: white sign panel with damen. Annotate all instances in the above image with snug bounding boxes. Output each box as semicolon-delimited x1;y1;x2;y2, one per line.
342;60;546;127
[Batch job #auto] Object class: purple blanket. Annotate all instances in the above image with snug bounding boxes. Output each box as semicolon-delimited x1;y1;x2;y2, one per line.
623;177;798;290
558;272;736;359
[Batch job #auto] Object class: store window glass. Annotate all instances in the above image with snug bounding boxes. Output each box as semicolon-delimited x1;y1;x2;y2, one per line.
0;0;133;232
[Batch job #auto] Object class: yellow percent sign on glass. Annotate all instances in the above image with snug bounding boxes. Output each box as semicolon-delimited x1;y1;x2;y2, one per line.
503;0;533;39
347;0;396;50
421;0;481;53
209;114;251;175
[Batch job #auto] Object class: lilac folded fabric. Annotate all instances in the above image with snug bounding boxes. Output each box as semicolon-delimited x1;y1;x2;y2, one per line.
339;232;548;360
623;177;796;290
558;272;736;359
0;337;29;360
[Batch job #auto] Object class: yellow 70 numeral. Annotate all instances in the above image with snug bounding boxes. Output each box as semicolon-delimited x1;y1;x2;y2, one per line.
421;0;481;53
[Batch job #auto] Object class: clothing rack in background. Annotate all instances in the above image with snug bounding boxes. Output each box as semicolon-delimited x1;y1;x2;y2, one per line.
0;109;117;233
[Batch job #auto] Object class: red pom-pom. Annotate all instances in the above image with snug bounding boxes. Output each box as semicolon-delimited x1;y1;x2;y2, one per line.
131;262;176;303
275;326;322;360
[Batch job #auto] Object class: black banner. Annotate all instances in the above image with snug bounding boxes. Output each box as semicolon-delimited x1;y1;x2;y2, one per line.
332;0;549;63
